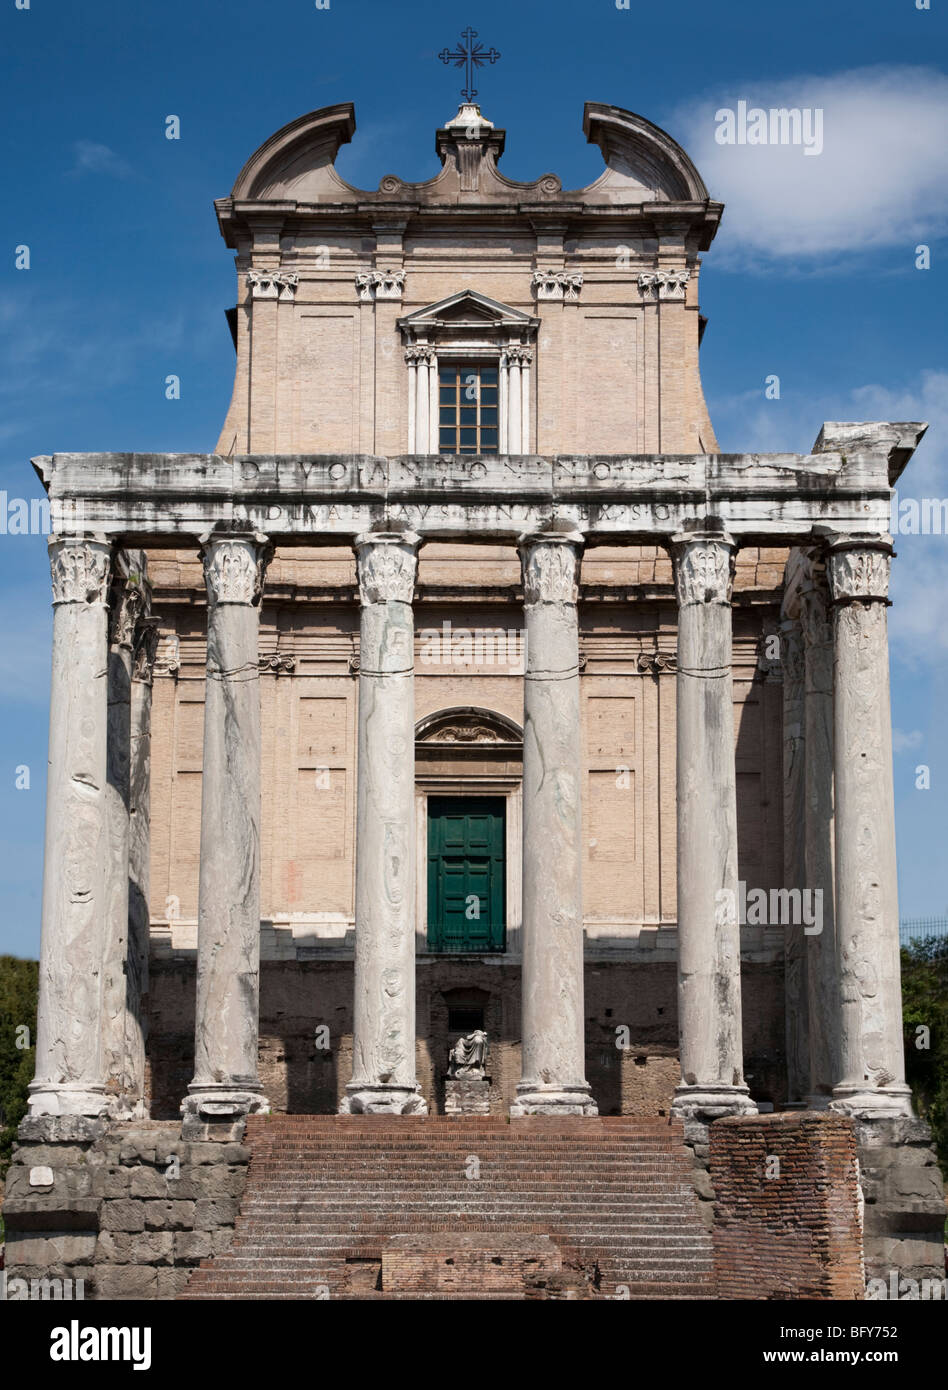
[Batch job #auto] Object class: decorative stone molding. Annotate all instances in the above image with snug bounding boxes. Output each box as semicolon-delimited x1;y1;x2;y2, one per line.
799;571;833;649
532;270;583;302
247;270;298;301
357;270;405;302
109;566;147;651
671;534;735;607
199;533;273;607
520;532;583;606
779;619;805;687
404;345;436;365
48;536;111;606
355;531;421;605
504;345;534;366
258;652;296;675
636;650;678;675
154;633;181;677
638;268;691;301
132;624;160;684
826;539;893;605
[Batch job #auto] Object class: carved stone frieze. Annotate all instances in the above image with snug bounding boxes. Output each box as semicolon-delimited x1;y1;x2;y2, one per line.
49;536;111;606
672;535;735;607
520;534;582;605
636;650;678;674
357;270;405;302
355;531;420;605
200;533;273;607
638;268;691;301
532;270;583;302
258;653;296;675
247;270;298;301
826;540;892;605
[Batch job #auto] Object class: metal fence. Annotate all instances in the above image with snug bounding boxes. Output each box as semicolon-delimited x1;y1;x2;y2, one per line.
900;917;948;947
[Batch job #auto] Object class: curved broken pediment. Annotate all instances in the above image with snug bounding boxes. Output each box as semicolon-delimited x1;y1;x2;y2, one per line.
416;707;523;748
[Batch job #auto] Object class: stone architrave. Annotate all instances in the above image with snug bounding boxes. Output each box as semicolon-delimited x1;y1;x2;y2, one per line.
511;527;597;1116
827;537;912;1118
182;531;273;1128
670;532;756;1120
798;553;839;1105
342;529;427;1115
779;606;809;1104
28;535;113;1118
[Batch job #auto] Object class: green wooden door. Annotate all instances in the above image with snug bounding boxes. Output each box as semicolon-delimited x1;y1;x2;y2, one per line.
427;797;506;952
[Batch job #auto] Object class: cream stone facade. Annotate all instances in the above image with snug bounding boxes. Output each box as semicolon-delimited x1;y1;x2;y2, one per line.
24;100;926;1128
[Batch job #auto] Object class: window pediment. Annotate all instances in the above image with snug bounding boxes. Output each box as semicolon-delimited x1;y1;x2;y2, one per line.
399;290;538;344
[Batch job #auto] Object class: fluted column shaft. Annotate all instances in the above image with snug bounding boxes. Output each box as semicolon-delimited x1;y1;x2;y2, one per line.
343;529;427;1114
183;531;272;1127
511;528;596;1116
828;537;912;1117
671;532;755;1119
29;535;113;1118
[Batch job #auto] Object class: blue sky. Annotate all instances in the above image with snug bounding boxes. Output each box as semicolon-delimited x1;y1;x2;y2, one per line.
1;0;946;956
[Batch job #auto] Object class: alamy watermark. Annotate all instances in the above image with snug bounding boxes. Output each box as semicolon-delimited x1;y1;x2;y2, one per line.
715;881;823;934
715;101;823;157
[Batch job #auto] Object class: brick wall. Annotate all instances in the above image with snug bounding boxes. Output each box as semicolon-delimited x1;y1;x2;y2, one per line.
710;1112;864;1300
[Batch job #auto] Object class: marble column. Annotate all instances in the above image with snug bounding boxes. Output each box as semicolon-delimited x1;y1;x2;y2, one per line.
342;528;427;1114
415;349;431;454
507;355;522;455
670;532;756;1119
101;551;147;1112
29;535;113;1118
125;618;158;1116
183;531;272;1128
511;526;596;1116
779;607;810;1105
799;554;839;1105
827;537;912;1118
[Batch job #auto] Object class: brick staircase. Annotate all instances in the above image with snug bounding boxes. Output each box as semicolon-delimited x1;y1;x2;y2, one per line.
181;1115;714;1300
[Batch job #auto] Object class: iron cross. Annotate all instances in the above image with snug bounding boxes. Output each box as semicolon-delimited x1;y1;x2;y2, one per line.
439;27;501;104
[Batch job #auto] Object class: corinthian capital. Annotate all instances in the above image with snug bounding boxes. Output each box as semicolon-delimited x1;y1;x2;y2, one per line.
199;532;273;607
354;530;421;605
826;538;893;605
519;530;583;606
671;533;736;607
48;535;111;606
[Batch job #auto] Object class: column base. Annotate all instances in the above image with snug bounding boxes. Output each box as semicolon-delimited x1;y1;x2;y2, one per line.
181;1084;269;1139
510;1084;598;1117
671;1084;757;1121
829;1083;913;1120
27;1082;110;1120
340;1084;428;1115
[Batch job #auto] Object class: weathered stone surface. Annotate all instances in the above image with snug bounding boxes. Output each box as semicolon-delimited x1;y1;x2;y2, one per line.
100;1199;146;1232
512;530;595;1116
5;1232;97;1266
671;534;754;1119
182;533;271;1126
143;1200;196;1231
827;539;912;1119
96;1230;174;1265
95;1264;159;1300
28;536;113;1121
343;531;426;1115
193;1197;239;1228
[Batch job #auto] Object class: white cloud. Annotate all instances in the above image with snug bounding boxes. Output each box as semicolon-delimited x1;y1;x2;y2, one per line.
670;66;948;262
68;140;132;180
893;729;924;753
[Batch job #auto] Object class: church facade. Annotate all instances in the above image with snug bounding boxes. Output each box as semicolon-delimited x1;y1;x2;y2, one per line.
5;99;944;1301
